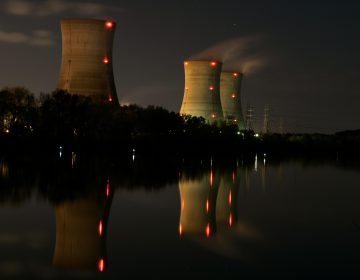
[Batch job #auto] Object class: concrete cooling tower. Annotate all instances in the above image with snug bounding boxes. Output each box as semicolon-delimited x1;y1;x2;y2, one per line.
178;169;220;237
53;192;112;271
180;60;224;123
220;72;245;129
57;19;118;104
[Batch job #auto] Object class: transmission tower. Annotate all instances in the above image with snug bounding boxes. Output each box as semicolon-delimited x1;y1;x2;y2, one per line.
263;105;270;134
246;105;254;131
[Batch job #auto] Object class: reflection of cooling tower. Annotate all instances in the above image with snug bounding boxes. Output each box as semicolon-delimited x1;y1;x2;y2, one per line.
178;169;219;237
180;61;223;123
216;170;240;227
57;19;118;104
53;193;112;271
220;72;245;129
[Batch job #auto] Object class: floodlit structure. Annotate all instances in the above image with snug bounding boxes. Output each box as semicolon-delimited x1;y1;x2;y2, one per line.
57;19;118;104
178;169;219;237
220;72;245;129
180;60;223;123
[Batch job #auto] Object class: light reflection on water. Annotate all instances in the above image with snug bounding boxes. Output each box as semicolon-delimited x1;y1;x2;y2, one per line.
0;156;360;278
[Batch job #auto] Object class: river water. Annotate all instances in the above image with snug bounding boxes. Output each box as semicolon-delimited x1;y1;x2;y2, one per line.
0;155;360;279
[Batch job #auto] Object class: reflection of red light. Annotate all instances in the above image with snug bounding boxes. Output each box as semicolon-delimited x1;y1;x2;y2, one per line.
228;191;232;205
210;61;216;67
229;213;233;226
231;93;236;98
179;224;182;236
233;73;238;77
209;86;214;91
103;57;109;64
98;258;105;272
98;220;103;236
206;223;210;237
206;199;209;213
105;21;113;28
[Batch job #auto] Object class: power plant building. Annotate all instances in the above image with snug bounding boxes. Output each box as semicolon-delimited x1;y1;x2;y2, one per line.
180;60;224;123
57;19;118;104
220;72;245;129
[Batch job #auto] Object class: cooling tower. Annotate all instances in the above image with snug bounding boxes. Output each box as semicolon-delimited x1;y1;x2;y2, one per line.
178;169;219;237
57;19;118;104
53;192;112;271
216;170;240;228
220;72;245;129
180;60;224;123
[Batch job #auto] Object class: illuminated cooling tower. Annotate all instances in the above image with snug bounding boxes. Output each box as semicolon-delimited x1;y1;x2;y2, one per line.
53;192;112;272
216;169;240;228
220;72;245;129
180;60;224;123
178;169;219;238
57;19;118;104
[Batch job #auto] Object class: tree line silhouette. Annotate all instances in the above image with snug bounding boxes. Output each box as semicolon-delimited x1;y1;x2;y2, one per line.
1;87;360;157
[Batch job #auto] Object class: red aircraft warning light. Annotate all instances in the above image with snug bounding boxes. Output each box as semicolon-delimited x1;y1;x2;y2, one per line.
233;72;238;77
103;57;109;64
98;258;105;272
105;21;113;29
108;95;113;102
211;113;216;119
210;61;216;67
231;93;236;98
209;86;214;91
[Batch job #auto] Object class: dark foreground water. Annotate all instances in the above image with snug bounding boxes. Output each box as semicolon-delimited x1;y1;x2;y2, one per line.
1;155;360;279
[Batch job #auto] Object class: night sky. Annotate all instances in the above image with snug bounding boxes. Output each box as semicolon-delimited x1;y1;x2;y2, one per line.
0;0;359;133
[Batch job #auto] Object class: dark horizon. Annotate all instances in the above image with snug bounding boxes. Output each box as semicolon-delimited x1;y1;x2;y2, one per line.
0;0;359;133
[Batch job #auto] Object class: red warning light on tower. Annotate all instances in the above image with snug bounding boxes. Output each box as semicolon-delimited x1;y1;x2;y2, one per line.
210;61;216;67
233;72;238;77
231;93;236;98
108;95;113;102
98;258;105;272
103;57;109;64
211;113;216;119
105;21;113;29
184;61;188;66
209;86;214;91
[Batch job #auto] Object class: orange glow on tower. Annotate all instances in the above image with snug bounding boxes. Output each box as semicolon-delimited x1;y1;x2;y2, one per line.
179;224;183;236
98;220;103;236
98;258;105;272
206;223;210;237
184;61;188;66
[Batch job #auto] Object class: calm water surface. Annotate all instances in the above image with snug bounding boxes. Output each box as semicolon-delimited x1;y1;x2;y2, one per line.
0;156;360;279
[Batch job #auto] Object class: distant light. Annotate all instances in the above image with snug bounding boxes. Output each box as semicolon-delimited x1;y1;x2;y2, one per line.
209;86;214;91
231;93;236;98
210;61;216;67
233;73;238;77
98;258;105;272
103;57;109;64
237;131;241;135
229;213;233;227
4;129;9;133
184;61;188;66
234;119;237;122
108;95;112;102
105;21;113;28
211;113;216;118
98;220;103;236
255;133;259;137
228;191;232;205
206;199;209;213
205;223;210;237
210;168;213;186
